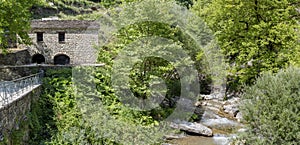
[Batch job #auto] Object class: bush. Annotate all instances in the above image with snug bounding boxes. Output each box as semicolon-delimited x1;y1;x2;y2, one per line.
238;67;300;144
28;67;169;144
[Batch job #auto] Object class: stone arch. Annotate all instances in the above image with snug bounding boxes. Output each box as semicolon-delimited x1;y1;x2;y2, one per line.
32;54;45;64
54;54;70;65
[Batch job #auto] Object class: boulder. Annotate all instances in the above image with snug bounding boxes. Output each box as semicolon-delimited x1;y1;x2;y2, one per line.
194;101;202;107
235;112;243;122
225;97;240;104
170;121;213;137
223;104;239;117
201;94;215;100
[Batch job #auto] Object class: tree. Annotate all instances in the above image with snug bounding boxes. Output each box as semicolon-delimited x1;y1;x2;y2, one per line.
96;0;199;121
193;0;300;92
0;0;39;50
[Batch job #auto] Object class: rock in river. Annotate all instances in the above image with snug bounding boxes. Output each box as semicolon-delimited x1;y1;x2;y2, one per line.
170;120;213;137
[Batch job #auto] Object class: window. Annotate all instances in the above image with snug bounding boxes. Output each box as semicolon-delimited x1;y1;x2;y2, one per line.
58;32;65;42
37;32;43;42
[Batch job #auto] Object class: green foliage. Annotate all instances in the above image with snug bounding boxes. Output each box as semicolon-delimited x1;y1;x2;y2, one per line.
28;68;71;144
27;0;220;143
9;119;30;145
94;0;218;124
28;68;119;144
104;19;210;90
100;0;137;8
100;0;193;8
95;49;163;125
31;0;103;20
76;66;173;144
0;0;39;50
193;0;300;92
60;11;103;20
85;1;214;140
27;67;168;144
0;116;30;145
96;20;205;121
237;67;300;144
175;0;193;8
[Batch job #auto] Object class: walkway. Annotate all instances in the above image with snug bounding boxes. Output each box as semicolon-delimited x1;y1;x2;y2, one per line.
0;73;42;109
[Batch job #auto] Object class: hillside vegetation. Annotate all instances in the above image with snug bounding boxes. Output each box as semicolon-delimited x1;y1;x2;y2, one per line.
31;0;193;20
1;0;298;144
31;0;103;20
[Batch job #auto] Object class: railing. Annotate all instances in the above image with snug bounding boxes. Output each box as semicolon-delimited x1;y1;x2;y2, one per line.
0;72;43;108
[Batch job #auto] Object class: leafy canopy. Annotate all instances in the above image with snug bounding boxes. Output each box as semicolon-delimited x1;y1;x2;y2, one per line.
0;0;40;50
193;0;300;91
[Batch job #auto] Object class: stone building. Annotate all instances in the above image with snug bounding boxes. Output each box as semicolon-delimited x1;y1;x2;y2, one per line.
25;20;100;65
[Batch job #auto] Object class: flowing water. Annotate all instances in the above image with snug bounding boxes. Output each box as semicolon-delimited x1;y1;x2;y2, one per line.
169;135;230;145
167;105;243;145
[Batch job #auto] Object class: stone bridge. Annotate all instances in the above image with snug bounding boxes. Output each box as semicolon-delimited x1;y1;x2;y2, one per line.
0;73;42;141
24;20;100;65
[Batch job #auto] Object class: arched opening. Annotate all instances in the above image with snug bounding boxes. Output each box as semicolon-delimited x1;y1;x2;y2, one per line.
32;54;45;64
54;54;70;65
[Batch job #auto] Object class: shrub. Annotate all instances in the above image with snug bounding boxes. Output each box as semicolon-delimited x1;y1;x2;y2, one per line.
238;67;300;144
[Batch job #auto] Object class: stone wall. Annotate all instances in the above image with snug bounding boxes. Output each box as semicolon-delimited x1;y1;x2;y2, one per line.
25;20;99;64
0;49;31;66
0;86;41;144
0;67;33;81
0;50;32;81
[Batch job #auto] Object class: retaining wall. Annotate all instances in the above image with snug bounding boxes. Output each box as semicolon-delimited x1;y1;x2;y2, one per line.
0;86;41;144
